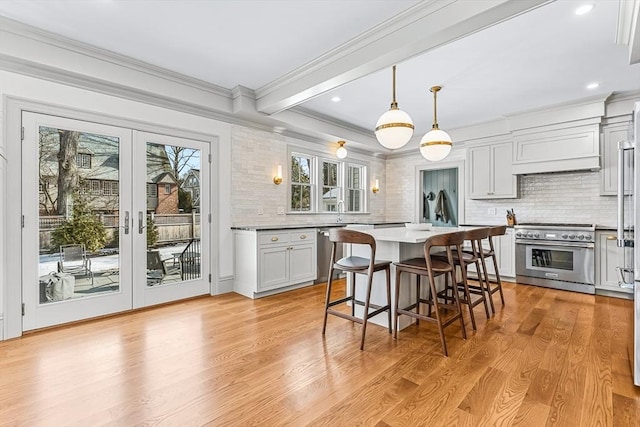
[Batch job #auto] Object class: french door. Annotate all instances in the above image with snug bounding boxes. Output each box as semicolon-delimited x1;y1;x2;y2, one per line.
21;112;210;330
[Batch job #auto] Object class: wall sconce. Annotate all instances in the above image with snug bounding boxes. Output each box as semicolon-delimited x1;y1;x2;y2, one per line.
273;165;283;185
372;179;380;194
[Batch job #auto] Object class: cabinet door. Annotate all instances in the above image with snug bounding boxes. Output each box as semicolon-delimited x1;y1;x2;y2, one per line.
468;145;492;198
596;232;633;294
491;143;517;198
258;246;289;290
497;229;515;278
600;122;632;195
289;243;317;283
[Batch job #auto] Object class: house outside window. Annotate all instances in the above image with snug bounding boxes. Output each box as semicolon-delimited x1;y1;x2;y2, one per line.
164;183;171;194
147;183;157;197
290;153;313;212
75;153;91;169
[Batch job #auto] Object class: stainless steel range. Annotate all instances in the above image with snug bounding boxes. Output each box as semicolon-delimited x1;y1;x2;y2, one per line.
515;223;595;294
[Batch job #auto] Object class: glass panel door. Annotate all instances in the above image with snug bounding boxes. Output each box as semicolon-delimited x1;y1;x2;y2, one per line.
132;132;210;308
22;112;133;330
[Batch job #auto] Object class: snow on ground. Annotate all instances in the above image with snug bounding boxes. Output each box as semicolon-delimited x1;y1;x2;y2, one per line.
39;244;188;277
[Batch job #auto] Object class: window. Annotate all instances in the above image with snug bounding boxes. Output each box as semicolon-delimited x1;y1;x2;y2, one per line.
164;183;171;194
346;163;365;212
288;149;368;214
290;153;313;211
75;153;91;169
147;183;158;197
103;181;119;196
91;180;101;195
321;160;339;212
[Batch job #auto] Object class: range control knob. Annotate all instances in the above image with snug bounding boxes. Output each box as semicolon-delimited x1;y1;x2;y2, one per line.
516;232;522;238
562;234;568;239
568;234;576;240
534;233;540;238
577;234;585;240
527;233;533;238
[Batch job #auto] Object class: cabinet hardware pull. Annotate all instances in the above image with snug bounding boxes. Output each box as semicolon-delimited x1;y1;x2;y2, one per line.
271;237;278;242
300;235;307;239
607;235;617;240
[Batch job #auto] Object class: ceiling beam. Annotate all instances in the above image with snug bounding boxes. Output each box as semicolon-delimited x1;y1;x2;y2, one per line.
255;0;554;115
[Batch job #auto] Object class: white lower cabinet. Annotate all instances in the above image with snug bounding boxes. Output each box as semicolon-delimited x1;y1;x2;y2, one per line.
466;228;515;278
595;230;633;297
235;228;317;298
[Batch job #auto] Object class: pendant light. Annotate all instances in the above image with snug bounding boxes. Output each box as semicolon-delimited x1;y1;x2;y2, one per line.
375;65;414;149
336;140;348;159
420;85;452;162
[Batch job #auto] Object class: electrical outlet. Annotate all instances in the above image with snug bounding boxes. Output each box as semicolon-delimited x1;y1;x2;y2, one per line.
257;208;264;216
277;207;285;215
487;207;497;215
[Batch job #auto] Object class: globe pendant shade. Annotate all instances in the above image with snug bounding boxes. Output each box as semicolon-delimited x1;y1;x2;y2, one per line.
419;128;452;162
336;145;347;159
375;108;414;149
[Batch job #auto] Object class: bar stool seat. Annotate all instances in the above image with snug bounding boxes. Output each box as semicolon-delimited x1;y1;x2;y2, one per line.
322;228;392;350
393;231;467;357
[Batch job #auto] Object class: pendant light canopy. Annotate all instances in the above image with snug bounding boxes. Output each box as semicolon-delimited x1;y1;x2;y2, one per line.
375;65;414;150
420;85;452;162
336;140;348;159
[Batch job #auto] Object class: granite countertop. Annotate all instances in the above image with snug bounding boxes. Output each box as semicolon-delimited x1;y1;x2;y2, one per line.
231;222;406;231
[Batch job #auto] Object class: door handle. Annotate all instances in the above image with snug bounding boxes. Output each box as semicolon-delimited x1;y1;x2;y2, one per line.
121;211;130;234
138;211;146;234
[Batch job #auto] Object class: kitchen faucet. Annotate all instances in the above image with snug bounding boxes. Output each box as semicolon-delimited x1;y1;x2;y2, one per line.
336;200;344;223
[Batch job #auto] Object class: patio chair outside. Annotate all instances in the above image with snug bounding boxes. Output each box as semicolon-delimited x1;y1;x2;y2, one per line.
57;244;94;287
147;250;168;285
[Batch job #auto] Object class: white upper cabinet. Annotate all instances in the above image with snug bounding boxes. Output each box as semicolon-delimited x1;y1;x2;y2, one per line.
600;118;633;196
467;141;518;199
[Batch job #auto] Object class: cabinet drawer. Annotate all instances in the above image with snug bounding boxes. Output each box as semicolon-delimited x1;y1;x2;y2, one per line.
290;229;316;243
259;232;290;246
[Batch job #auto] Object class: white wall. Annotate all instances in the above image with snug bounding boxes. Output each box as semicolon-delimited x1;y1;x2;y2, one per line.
231;125;386;227
0;70;234;338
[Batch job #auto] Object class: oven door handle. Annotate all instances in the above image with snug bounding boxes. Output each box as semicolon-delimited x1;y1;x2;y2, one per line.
515;239;594;249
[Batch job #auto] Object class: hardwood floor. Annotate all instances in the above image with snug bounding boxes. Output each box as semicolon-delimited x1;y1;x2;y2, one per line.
0;280;638;426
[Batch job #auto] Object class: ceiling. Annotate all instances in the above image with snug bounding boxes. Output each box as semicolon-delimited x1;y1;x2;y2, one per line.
1;0;639;155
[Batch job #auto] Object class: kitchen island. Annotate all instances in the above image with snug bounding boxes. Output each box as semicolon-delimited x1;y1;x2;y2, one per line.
347;226;477;330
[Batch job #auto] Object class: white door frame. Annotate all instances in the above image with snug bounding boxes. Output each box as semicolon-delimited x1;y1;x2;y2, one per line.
4;96;219;339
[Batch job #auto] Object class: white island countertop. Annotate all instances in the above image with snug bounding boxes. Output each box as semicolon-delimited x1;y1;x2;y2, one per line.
361;226;478;244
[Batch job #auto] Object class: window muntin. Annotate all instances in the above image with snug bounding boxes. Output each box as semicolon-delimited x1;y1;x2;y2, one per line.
346;163;365;212
321;160;339;212
290;153;313;211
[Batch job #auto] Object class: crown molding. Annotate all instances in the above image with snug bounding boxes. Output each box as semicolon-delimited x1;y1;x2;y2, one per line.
615;0;640;64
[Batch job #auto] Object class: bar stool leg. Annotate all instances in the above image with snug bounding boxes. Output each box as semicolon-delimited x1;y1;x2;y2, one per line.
491;254;506;305
427;271;448;357
458;263;477;331
450;268;467;340
394;268;402;339
478;255;495;315
322;264;335;335
350;271;356;317
360;272;374;350
385;267;392;334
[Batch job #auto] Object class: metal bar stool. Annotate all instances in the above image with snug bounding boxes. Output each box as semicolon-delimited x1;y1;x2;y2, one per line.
322;228;392;350
393;231;467;357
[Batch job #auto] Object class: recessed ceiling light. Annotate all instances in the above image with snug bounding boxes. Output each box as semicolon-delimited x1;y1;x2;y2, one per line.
575;4;594;15
331;96;341;103
586;82;599;90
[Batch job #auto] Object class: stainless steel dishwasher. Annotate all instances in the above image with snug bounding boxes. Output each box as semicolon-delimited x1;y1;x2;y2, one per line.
315;228;343;284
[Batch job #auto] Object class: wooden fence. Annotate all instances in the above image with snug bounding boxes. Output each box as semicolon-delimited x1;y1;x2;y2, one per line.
39;213;201;250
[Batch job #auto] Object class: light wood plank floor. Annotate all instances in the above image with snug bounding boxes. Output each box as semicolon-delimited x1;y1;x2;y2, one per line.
0;280;638;426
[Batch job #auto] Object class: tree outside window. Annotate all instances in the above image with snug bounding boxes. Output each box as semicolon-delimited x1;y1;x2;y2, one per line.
321;160;339;212
290;154;313;211
346;164;365;212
